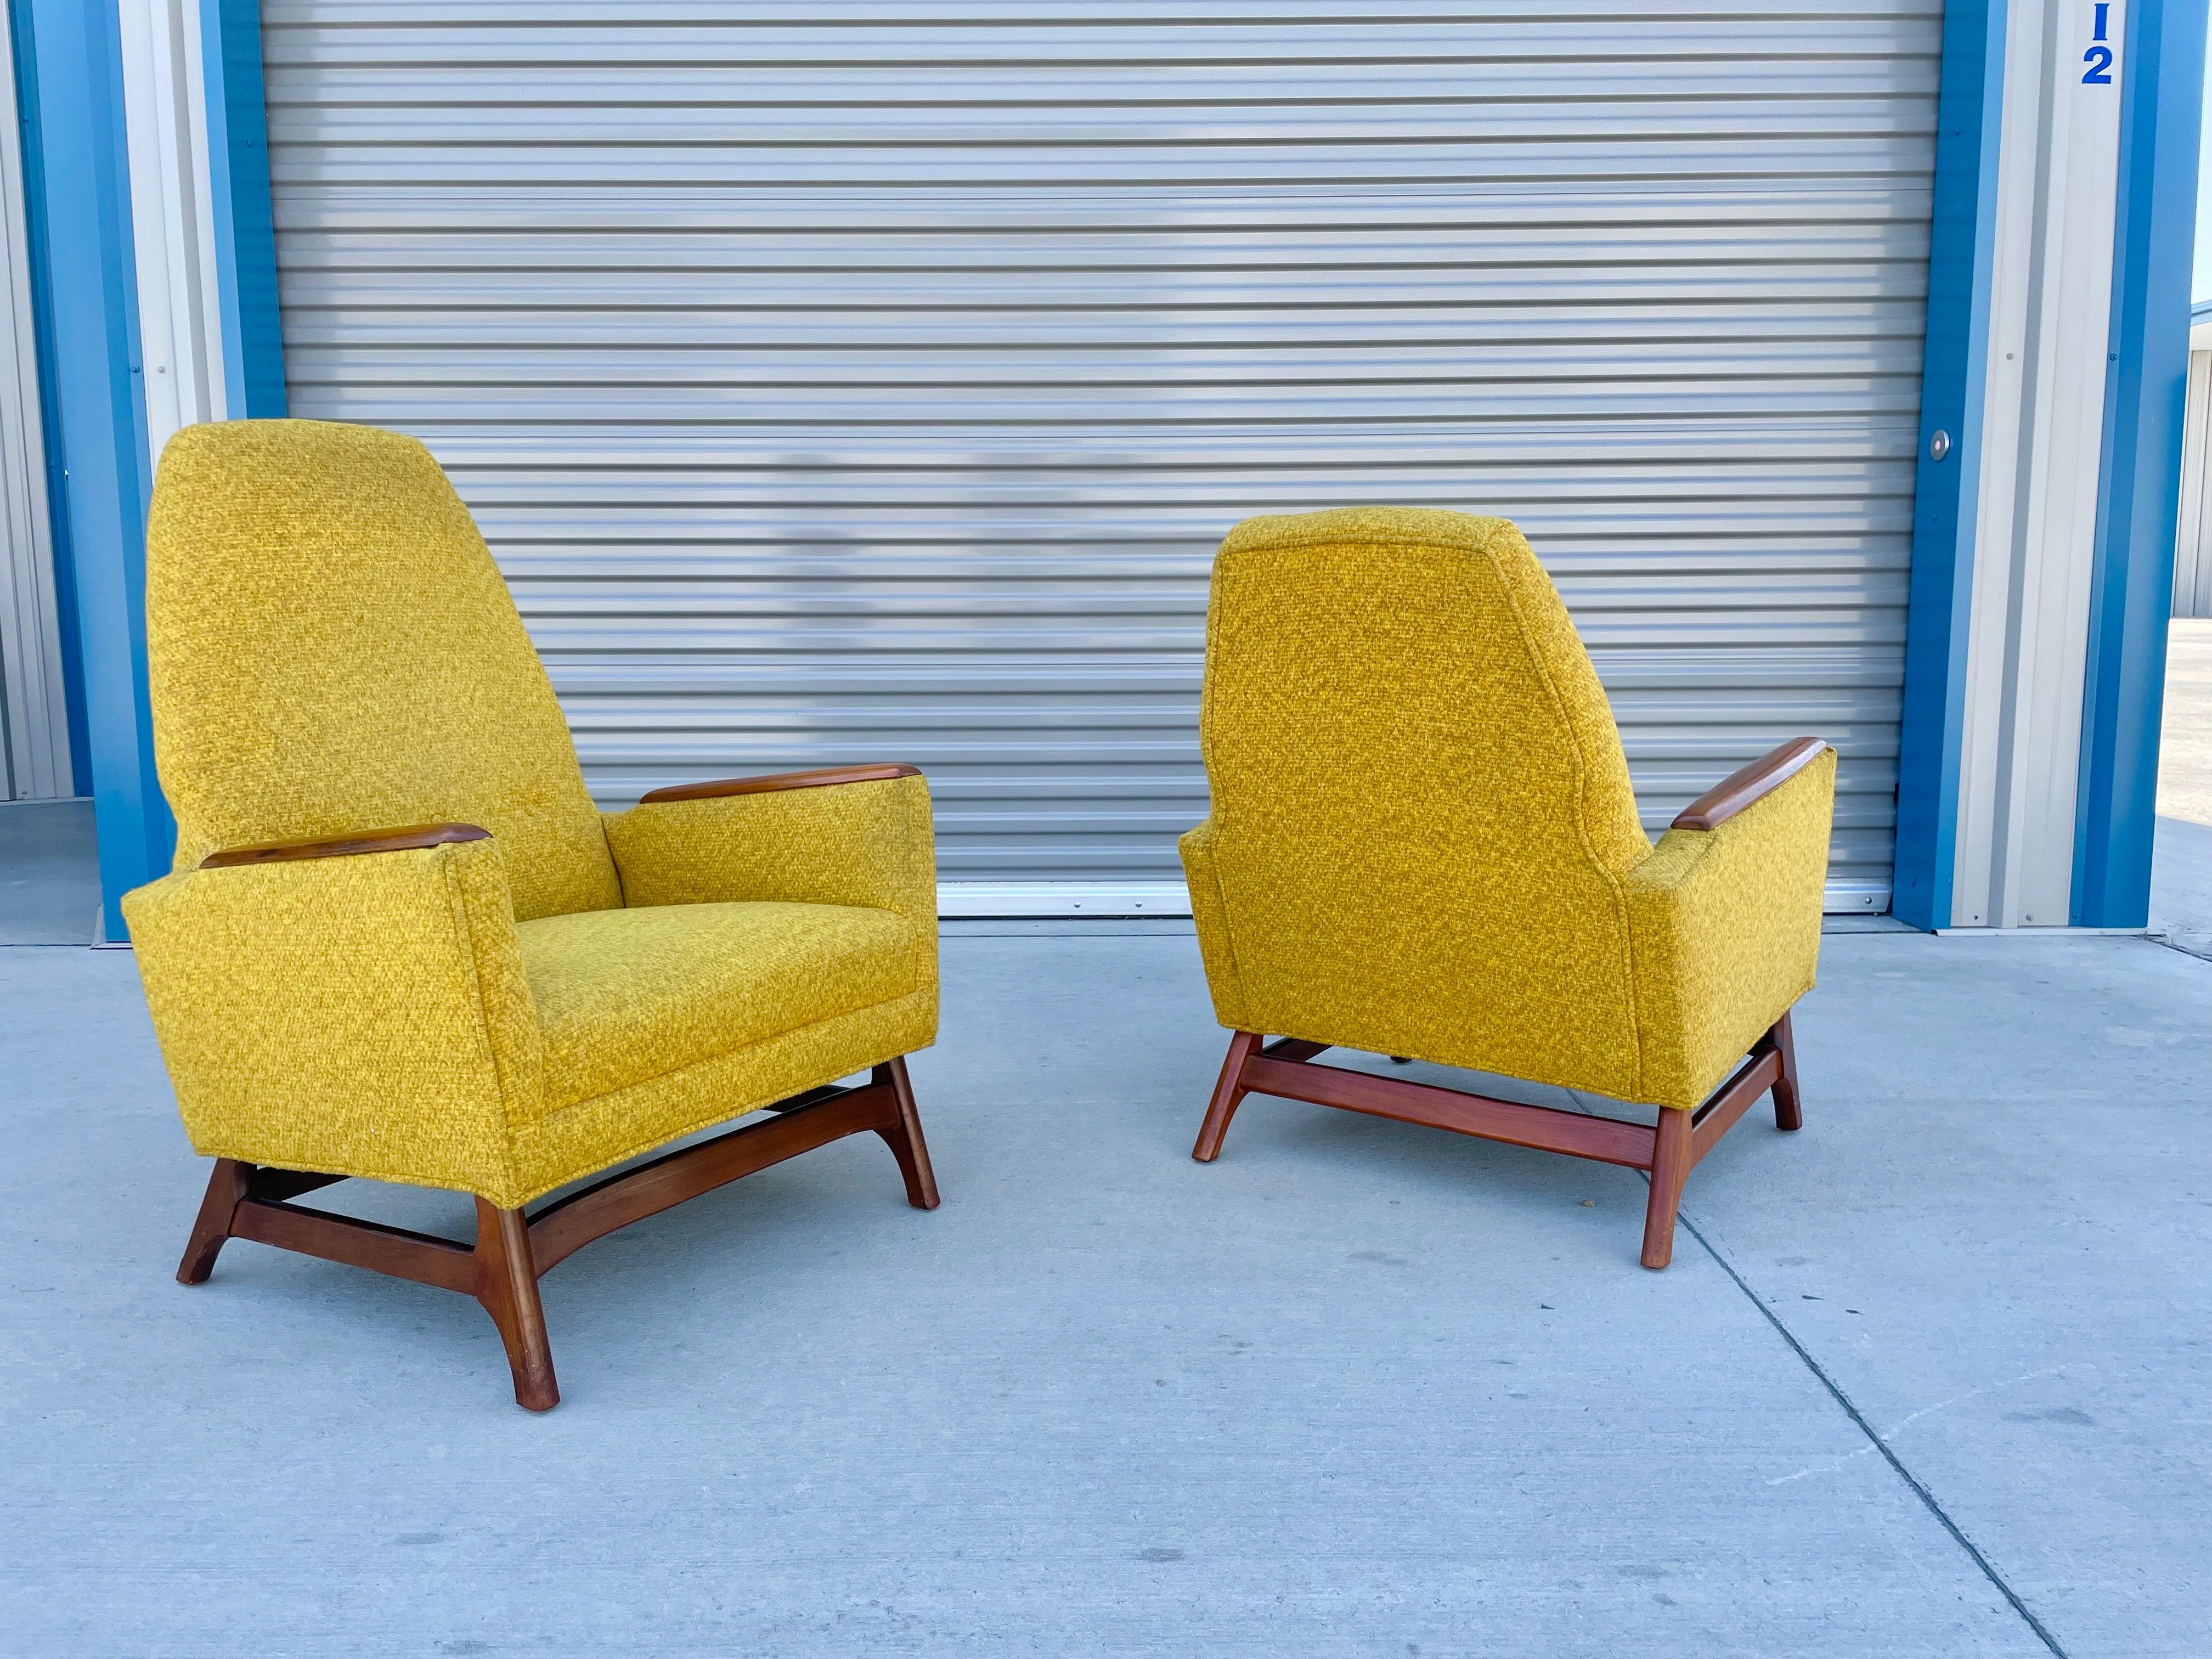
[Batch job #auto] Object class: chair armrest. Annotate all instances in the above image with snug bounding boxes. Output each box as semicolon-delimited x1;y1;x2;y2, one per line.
122;833;541;1204
603;768;935;926
1623;744;1836;1109
1671;737;1830;831
638;765;920;805
199;822;489;868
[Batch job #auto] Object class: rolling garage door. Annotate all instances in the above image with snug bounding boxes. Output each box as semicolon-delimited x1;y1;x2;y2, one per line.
262;2;1938;913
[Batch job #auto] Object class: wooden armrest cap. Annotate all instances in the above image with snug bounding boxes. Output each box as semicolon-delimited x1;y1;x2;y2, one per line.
637;764;922;805
200;823;490;869
1669;737;1830;832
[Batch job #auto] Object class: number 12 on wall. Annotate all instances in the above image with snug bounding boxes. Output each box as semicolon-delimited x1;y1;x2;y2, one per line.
2084;2;2116;84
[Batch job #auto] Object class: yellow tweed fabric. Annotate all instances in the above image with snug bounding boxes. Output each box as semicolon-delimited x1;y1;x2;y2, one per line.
126;836;538;1200
145;419;619;922
1180;506;1833;1113
1624;747;1835;1108
126;417;941;1207
602;774;937;936
516;900;928;1114
508;988;936;1204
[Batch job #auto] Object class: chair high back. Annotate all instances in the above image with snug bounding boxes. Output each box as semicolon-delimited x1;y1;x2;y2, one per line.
1195;507;1655;1095
145;419;620;921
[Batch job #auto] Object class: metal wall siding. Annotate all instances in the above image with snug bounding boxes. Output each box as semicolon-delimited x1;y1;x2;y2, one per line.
262;2;1941;909
2175;350;2211;619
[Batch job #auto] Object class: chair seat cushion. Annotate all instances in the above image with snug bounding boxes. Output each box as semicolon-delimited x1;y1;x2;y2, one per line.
514;900;924;1114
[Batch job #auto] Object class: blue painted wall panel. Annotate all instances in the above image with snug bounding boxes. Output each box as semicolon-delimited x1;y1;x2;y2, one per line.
2073;0;2210;927
14;0;170;937
1891;1;2007;932
201;0;283;417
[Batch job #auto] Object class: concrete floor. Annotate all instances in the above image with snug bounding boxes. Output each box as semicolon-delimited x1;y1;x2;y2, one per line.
2156;619;2212;826
0;798;98;945
3;914;2208;1655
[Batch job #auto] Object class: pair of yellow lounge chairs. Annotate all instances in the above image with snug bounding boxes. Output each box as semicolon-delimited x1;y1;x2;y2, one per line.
131;421;1834;1409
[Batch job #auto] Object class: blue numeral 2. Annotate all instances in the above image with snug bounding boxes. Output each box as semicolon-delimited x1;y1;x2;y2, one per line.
2083;44;2114;83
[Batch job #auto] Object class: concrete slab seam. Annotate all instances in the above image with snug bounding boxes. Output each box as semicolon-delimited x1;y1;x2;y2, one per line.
1674;1205;2070;1658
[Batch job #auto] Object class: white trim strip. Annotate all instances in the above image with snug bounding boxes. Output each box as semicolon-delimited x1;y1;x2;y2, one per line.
941;880;1894;919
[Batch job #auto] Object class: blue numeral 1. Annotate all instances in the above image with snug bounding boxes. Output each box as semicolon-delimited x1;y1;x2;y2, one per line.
2084;5;2114;86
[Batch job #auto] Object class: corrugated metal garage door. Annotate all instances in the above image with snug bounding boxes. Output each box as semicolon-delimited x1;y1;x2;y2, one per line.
262;1;1938;913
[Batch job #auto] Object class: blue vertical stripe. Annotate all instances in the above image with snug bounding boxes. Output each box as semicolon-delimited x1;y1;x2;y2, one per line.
12;0;171;939
1890;1;2007;931
2073;0;2209;927
200;0;283;417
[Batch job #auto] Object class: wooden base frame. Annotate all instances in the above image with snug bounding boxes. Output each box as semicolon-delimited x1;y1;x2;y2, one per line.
1193;1015;1801;1269
176;1058;939;1410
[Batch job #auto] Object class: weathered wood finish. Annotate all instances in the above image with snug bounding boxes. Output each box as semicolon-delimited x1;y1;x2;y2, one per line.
1195;1016;1803;1269
1669;737;1829;832
200;823;489;868
638;764;921;804
173;1065;937;1409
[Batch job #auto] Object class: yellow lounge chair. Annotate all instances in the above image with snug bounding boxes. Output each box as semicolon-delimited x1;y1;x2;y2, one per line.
1179;508;1835;1267
126;419;941;1408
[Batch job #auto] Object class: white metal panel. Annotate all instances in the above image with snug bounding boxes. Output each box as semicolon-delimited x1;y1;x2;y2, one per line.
2175;350;2212;620
117;0;228;463
0;0;72;799
1951;0;2127;928
262;0;1942;912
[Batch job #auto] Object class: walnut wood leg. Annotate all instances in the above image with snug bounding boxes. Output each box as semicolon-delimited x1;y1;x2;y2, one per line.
177;1158;252;1285
1640;1107;1694;1270
873;1056;941;1211
1768;1011;1803;1131
473;1199;558;1412
1192;1031;1261;1163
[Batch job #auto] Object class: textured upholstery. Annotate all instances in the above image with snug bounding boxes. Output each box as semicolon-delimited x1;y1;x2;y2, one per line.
1180;506;1833;1112
125;418;939;1207
516;900;927;1115
145;419;620;922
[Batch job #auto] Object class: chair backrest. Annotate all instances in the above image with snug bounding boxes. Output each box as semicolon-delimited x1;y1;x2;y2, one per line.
1195;507;1654;1087
145;419;620;921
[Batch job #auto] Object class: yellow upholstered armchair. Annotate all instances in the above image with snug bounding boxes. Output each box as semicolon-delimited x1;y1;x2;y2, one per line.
125;419;941;1408
1179;508;1835;1268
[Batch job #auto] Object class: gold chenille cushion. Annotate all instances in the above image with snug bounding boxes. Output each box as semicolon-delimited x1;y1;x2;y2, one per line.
514;900;926;1116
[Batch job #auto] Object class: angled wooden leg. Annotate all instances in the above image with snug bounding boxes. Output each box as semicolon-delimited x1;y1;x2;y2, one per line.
1768;1011;1803;1131
1192;1031;1261;1163
873;1056;941;1210
177;1158;252;1285
1640;1107;1694;1271
474;1199;558;1412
